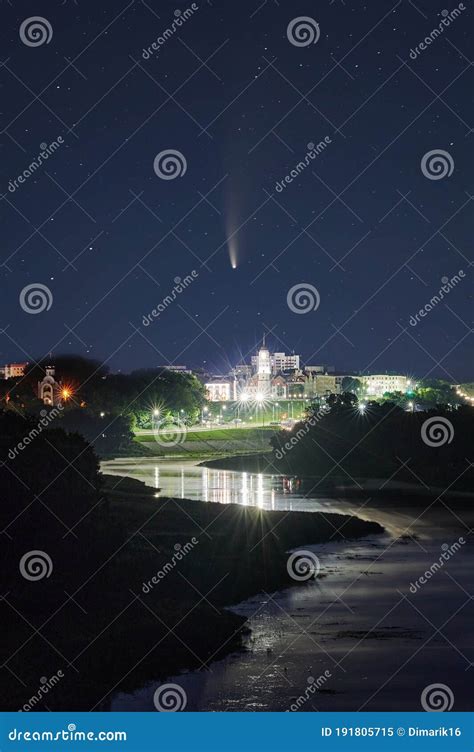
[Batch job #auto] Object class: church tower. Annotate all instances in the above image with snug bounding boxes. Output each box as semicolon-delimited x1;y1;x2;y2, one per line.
256;335;271;397
38;366;58;406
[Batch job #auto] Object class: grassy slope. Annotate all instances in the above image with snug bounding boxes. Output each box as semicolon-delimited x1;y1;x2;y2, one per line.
135;427;274;442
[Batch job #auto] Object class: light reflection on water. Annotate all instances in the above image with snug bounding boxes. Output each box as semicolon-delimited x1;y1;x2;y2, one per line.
101;458;412;536
104;458;334;512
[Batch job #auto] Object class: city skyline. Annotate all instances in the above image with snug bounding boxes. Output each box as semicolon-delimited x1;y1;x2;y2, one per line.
0;341;470;382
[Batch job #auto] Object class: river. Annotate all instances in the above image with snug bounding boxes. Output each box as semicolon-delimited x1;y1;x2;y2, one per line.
101;457;473;712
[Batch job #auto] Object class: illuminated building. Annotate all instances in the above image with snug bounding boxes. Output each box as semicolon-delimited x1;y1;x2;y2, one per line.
37;366;59;406
362;374;409;398
205;379;236;402
251;350;300;374
2;362;29;379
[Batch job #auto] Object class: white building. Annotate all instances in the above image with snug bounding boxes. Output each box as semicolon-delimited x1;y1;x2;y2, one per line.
37;366;59;406
272;352;300;372
362;374;409;398
205;380;235;402
251;350;300;374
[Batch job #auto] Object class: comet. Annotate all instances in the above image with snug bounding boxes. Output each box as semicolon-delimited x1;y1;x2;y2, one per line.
226;216;239;269
229;241;238;269
224;176;242;269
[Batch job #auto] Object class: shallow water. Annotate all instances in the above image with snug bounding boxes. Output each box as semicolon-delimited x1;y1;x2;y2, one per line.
102;458;473;711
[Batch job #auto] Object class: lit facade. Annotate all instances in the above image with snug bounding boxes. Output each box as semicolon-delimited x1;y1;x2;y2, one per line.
244;344;281;398
251;351;300;374
362;374;409;398
37;366;60;406
3;362;29;379
272;352;300;372
205;380;235;402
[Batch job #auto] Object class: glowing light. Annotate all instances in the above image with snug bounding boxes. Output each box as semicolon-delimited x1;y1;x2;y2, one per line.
61;387;72;401
358;403;366;413
228;244;238;269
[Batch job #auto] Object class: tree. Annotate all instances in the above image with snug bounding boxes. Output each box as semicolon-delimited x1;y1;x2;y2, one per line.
13;356;206;424
414;379;459;408
327;392;358;409
341;376;362;395
270;400;474;490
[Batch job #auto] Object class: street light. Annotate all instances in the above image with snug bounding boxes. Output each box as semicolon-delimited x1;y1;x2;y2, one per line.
255;393;265;426
272;402;280;421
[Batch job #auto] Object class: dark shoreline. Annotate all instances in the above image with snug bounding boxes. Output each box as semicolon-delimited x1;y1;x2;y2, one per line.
3;473;383;712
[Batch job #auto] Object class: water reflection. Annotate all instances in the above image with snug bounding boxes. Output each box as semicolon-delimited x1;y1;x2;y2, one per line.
103;458;310;512
102;458;427;538
200;466;289;509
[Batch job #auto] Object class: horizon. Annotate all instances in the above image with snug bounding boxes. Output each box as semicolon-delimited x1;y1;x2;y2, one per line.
1;348;471;383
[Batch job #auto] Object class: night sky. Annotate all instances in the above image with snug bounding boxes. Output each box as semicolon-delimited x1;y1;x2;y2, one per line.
1;0;472;380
